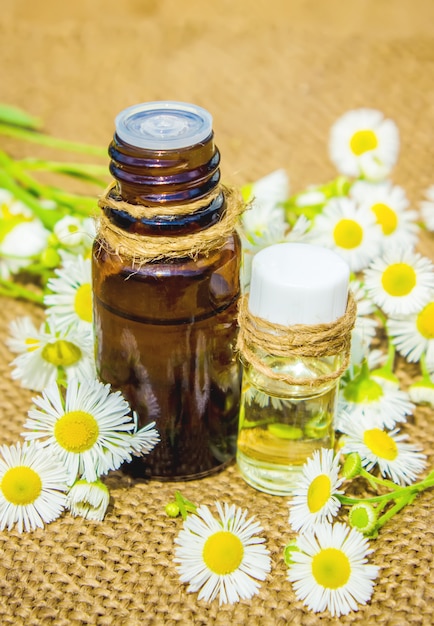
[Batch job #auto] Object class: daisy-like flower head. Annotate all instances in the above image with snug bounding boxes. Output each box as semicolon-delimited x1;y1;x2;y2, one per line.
288;448;344;532
240;170;290;289
350;280;378;366
408;378;434;407
0;189;49;279
339;364;414;430
364;248;434;316
308;197;383;272
66;478;110;521
387;298;434;368
351;180;418;250
338;411;426;485
329;108;399;181
174;501;271;605
287;522;379;617
44;255;93;334
241;169;289;246
8;317;95;391
0;441;68;533
22;378;160;485
419;185;434;232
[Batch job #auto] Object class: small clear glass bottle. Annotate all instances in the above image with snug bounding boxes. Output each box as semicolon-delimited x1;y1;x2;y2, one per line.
236;243;350;495
92;101;242;480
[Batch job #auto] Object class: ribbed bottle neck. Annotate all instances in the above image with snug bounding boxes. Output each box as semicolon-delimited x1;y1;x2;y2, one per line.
108;133;221;205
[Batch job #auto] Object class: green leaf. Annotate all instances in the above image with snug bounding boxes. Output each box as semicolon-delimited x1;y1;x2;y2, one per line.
0;103;42;130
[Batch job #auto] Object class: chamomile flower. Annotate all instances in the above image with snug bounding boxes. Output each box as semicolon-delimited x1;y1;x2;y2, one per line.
66;479;110;521
419;185;434;232
350;180;418;249
174;501;271;605
329;108;399;181
0;189;49;279
387;298;434;367
338;412;426;485
8;318;95;391
339;363;414;429
0;441;68;533
240;169;290;288
408;377;434;407
44;255;93;334
22;378;160;485
364;249;434;316
287;522;379;617
308;197;383;272
288;448;344;532
350;280;378;365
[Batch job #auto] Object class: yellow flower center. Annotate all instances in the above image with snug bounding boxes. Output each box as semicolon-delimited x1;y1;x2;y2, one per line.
202;531;244;575
363;428;398;460
25;338;40;352
312;547;351;589
349;129;378;156
307;474;331;513
416;302;434;339
381;263;416;297
54;410;99;453
74;283;93;323
41;340;82;367
1;466;42;505
371;203;398;235
333;219;363;249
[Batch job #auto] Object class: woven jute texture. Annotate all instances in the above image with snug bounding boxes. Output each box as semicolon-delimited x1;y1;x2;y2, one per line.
1;1;434;624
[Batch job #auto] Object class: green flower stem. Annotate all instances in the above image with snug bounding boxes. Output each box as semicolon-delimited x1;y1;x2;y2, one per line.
420;354;431;379
360;467;401;491
372;342;398;383
338;471;434;507
0;123;107;157
0;151;98;218
18;158;109;186
0;167;62;230
174;491;197;520
375;493;417;532
0;278;44;304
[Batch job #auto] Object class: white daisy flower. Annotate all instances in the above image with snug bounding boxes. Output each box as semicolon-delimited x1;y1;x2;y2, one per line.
288;448;344;532
22;378;160;485
387;299;434;367
66;479;110;521
240;170;290;288
8;318;95;391
364;249;434;316
174;501;271;605
339;370;414;430
408;377;434;407
287;522;379;617
44;255;93;334
0;189;49;279
419;185;434;232
329;108;399;181
338;412;426;485
350;280;378;365
0;441;68;533
54;215;89;248
351;180;418;249
308;197;383;272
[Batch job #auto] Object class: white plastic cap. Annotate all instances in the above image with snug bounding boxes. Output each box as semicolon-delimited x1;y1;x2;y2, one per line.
115;101;213;150
248;243;350;325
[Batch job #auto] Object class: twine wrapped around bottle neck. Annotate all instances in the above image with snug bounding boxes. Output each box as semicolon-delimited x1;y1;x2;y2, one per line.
237;291;357;387
96;182;244;265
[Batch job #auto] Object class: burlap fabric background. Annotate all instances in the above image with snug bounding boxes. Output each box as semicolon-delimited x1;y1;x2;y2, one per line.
0;1;433;624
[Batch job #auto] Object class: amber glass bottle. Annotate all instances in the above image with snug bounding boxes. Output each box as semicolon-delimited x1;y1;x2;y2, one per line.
92;102;241;480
